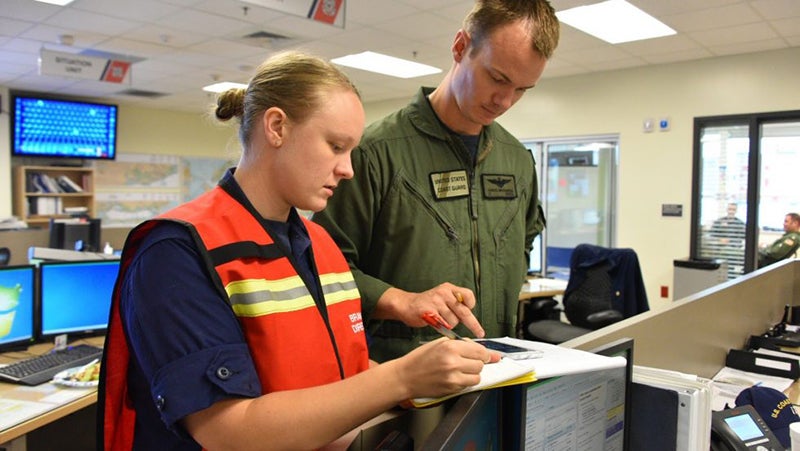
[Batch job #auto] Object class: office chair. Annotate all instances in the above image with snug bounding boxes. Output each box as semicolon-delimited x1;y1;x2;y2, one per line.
527;244;649;344
0;247;9;267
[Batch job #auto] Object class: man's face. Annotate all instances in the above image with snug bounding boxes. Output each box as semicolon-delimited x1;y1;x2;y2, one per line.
450;21;547;134
785;215;800;232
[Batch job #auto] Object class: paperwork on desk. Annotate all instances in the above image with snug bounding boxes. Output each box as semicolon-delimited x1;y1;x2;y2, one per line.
709;347;799;412
0;383;94;432
409;337;625;408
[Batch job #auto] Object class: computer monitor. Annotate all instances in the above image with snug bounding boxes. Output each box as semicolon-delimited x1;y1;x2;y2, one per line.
420;388;504;450
590;338;635;451
48;218;102;252
528;235;542;275
0;265;36;352
38;259;119;339
516;342;632;450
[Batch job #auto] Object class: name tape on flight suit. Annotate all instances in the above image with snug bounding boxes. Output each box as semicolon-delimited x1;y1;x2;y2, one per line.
430;170;469;199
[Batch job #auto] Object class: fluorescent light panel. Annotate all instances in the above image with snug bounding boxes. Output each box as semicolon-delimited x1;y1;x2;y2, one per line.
202;82;248;93
556;0;676;44
34;0;75;5
331;51;441;79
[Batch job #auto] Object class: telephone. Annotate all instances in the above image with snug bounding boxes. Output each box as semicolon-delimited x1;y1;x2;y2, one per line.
710;405;784;451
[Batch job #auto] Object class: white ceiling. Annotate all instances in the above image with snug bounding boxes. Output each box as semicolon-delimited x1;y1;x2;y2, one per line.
1;0;799;114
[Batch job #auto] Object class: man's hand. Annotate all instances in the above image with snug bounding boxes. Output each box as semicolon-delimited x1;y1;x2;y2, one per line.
375;283;486;338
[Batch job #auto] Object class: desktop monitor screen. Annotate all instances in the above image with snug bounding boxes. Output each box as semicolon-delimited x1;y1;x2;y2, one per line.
0;265;36;352
590;338;635;451
39;260;119;338
529;234;542;275
518;345;631;450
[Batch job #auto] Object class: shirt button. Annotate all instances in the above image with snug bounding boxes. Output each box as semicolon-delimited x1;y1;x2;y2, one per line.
216;366;232;380
155;395;165;411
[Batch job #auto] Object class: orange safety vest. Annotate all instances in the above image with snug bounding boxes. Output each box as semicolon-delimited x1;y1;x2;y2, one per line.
100;186;369;450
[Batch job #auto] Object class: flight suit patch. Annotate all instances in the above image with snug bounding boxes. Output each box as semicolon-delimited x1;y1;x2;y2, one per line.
482;174;516;199
430;170;469;200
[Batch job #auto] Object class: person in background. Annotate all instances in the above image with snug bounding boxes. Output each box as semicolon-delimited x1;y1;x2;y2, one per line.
758;212;800;268
98;51;498;451
709;202;746;244
313;0;560;362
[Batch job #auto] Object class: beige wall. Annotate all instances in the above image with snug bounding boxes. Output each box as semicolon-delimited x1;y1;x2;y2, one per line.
0;97;240;218
3;47;800;310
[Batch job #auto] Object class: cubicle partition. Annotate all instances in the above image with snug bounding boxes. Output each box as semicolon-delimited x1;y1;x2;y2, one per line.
564;259;799;379
0;226;131;266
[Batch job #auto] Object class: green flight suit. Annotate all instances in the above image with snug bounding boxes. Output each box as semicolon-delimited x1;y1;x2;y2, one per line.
313;87;544;362
758;231;800;268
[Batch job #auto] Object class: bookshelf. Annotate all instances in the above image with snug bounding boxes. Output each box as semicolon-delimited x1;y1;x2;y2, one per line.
12;165;95;227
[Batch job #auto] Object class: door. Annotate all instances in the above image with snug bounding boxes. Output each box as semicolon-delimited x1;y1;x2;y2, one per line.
525;137;617;278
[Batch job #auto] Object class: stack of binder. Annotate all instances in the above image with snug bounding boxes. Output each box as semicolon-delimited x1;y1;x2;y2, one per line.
630;366;712;451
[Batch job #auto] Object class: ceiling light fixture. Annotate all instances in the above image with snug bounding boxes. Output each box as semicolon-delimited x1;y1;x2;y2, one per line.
34;0;76;5
556;0;676;44
331;51;441;79
202;81;248;93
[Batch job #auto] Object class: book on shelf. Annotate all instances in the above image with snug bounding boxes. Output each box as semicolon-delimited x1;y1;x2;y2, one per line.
57;175;84;192
28;197;62;215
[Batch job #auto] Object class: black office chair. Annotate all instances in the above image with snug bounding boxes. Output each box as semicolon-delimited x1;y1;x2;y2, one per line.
0;247;9;267
527;244;649;344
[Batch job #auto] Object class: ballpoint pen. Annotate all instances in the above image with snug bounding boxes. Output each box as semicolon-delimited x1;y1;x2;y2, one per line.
421;311;464;340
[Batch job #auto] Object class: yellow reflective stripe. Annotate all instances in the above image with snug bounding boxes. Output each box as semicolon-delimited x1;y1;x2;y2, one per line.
227;275;305;296
226;271;359;318
232;294;316;317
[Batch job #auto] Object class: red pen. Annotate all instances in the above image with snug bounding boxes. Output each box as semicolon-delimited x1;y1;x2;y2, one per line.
422;311;464;340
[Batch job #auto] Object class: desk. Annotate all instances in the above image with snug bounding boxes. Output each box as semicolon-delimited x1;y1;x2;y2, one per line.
517;277;568;338
519;277;568;301
0;337;103;447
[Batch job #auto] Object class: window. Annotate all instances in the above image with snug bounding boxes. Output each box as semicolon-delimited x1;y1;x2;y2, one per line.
691;110;800;277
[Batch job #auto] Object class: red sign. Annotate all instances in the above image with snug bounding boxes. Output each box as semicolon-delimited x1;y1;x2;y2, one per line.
102;60;131;83
310;0;343;25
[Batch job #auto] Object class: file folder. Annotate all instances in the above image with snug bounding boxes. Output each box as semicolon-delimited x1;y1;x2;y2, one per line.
725;349;800;379
631;366;712;451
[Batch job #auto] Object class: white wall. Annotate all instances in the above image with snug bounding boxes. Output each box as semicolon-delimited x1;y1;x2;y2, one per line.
3;47;799;311
366;46;800;310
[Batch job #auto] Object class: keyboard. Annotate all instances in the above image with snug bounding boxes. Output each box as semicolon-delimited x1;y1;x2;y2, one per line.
0;344;103;386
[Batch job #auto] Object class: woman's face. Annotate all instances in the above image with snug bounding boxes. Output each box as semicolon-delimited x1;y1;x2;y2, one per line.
272;88;364;214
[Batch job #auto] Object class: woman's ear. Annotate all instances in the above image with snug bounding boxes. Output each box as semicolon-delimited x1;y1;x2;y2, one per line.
263;106;286;147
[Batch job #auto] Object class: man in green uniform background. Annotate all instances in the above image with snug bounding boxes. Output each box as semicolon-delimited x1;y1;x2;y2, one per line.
758;213;800;268
313;0;560;361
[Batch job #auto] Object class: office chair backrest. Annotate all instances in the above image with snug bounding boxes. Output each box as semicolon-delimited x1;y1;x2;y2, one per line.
563;262;613;329
0;247;9;267
564;243;650;320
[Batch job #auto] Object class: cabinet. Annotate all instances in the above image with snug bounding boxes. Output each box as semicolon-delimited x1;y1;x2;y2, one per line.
12;165;95;227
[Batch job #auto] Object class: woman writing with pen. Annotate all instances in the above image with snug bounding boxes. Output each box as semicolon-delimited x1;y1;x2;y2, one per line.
98;51;498;451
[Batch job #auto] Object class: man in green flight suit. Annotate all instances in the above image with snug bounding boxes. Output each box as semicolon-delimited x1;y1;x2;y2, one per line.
313;0;560;362
758;213;800;268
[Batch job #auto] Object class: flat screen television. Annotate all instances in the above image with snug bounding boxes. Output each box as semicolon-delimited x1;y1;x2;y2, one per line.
0;265;36;353
38;259;119;339
11;92;118;161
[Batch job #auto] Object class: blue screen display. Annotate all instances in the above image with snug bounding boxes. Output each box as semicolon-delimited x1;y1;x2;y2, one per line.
12;94;117;160
0;265;36;350
40;260;119;336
